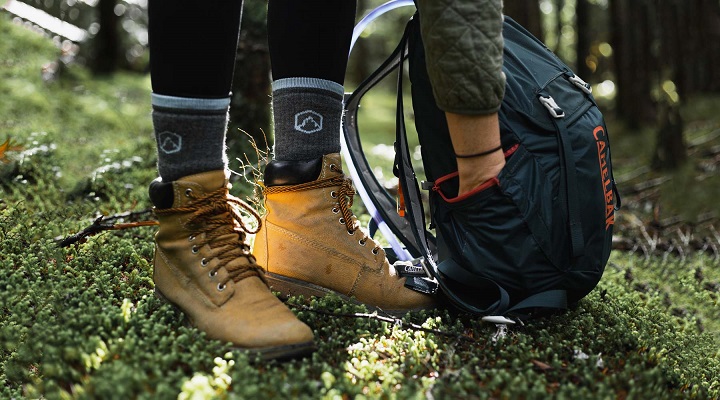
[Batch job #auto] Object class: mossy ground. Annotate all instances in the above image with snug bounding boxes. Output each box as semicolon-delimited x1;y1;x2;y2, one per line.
1;14;719;399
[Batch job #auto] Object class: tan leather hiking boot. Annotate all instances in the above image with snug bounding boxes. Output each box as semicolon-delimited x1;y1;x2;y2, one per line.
254;154;436;314
150;170;314;360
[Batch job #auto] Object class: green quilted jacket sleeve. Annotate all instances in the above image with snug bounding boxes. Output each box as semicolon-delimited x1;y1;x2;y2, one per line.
416;0;505;115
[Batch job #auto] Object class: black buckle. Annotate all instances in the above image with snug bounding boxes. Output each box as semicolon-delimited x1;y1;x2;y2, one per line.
404;276;439;295
394;259;439;295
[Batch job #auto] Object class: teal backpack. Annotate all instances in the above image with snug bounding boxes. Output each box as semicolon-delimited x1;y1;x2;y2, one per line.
342;7;620;319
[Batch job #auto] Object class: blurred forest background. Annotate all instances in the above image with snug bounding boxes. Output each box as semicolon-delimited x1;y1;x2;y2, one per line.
6;0;720;161
3;0;720;228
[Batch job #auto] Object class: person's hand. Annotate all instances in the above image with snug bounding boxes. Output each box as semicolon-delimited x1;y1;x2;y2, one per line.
446;112;505;197
456;149;505;196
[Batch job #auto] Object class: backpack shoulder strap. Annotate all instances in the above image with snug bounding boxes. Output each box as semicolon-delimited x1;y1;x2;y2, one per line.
394;17;510;315
506;290;568;316
546;111;586;258
343;26;425;259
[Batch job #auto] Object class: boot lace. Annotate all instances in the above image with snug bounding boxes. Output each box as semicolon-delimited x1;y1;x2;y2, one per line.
262;164;382;255
155;187;266;287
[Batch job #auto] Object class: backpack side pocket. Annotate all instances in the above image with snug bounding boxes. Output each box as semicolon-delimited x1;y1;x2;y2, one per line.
433;144;565;302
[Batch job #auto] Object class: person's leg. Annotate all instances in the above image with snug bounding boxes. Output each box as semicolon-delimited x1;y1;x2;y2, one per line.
267;0;355;161
254;0;436;313
147;0;313;359
416;0;506;196
148;0;243;181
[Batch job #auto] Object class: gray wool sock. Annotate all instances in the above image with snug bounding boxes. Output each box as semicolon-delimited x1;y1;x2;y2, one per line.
271;77;344;161
151;94;229;182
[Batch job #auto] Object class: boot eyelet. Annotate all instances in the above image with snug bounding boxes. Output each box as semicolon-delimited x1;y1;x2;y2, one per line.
209;270;217;278
191;245;199;254
332;207;339;214
339;218;345;224
217;283;226;291
372;248;379;255
330;191;338;198
201;258;208;267
188;235;196;242
185;188;193;197
359;239;366;246
347;229;355;236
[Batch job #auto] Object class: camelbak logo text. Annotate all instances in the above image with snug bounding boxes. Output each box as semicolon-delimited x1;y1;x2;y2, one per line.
593;126;614;230
404;265;424;274
394;262;426;277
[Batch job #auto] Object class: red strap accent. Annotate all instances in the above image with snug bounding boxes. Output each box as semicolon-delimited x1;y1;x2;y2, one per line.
431;144;520;204
433;177;499;203
396;183;406;217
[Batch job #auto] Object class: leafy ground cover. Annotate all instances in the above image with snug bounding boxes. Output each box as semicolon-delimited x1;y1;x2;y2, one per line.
1;14;719;399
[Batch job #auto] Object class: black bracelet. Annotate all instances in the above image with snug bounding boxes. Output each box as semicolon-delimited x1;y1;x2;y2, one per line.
455;144;503;159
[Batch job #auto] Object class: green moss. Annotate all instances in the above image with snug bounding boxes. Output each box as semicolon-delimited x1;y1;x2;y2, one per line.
1;13;719;400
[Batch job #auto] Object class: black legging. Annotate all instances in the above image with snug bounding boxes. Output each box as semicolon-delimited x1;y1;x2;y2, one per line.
268;0;356;84
149;0;356;99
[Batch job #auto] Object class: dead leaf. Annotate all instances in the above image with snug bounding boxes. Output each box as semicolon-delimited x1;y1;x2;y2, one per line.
531;359;553;371
0;138;9;160
0;137;24;163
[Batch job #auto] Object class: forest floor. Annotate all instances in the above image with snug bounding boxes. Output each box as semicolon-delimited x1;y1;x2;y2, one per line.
1;14;719;399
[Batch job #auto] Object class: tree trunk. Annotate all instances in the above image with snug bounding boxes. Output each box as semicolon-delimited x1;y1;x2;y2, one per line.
651;0;686;170
608;0;629;121
679;0;720;94
609;0;655;129
702;0;720;92
228;3;271;167
553;0;565;52
503;0;543;40
575;0;591;80
652;102;686;170
90;0;119;74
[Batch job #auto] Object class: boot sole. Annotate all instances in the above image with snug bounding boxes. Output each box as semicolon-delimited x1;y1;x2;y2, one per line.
265;272;435;317
154;289;315;361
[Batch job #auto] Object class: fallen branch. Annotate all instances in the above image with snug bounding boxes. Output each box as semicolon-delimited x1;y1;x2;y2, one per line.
289;303;478;343
56;209;157;247
687;128;720;150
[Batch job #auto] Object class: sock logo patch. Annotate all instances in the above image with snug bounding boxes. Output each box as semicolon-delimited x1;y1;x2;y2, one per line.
158;131;183;154
294;110;323;134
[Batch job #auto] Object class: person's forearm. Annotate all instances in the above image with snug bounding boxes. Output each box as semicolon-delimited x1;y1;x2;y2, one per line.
416;0;505;115
446;113;505;196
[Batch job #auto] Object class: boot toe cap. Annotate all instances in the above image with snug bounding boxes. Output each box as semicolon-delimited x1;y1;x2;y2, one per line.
223;277;315;348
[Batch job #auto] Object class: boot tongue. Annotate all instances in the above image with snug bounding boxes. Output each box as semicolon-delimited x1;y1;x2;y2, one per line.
263;153;344;186
264;157;323;186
